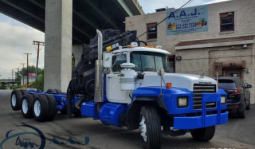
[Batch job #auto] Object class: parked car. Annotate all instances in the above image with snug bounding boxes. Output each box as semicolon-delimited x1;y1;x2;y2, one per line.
218;77;252;118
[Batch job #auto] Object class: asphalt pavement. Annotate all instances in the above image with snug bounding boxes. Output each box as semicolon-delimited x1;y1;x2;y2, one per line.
0;90;254;149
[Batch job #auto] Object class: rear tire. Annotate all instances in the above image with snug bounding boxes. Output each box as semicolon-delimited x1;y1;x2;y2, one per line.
46;89;56;93
21;94;34;118
45;95;57;121
20;90;28;96
55;89;62;94
33;95;49;122
140;106;161;149
10;90;22;111
191;126;215;141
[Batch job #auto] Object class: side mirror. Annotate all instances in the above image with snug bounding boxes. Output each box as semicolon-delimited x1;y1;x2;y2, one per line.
103;52;112;68
246;84;252;89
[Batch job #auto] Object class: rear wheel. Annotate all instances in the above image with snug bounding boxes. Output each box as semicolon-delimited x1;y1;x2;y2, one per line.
21;94;34;118
20;90;28;96
139;106;161;149
33;95;49;122
46;89;56;93
191;126;215;141
45;95;57;121
55;89;62;94
10;90;22;111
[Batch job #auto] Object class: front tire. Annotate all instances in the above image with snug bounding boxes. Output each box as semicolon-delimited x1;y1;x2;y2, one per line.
139;106;161;149
191;126;215;141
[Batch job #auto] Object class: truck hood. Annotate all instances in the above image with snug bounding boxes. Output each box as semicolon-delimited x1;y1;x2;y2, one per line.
141;73;217;92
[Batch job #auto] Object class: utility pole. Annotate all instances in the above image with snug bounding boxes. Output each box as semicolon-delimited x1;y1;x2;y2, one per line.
24;53;32;88
33;41;44;88
12;69;14;84
21;63;26;86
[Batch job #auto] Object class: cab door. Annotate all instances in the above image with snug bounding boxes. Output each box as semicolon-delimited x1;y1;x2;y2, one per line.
106;54;127;103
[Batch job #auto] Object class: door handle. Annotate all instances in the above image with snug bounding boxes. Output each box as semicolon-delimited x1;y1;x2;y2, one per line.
108;77;113;79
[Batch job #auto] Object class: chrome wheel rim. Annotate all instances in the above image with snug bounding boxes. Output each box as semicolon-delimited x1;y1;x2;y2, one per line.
140;116;147;142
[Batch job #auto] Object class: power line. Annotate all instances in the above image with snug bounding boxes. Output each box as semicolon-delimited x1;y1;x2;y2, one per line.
137;0;194;39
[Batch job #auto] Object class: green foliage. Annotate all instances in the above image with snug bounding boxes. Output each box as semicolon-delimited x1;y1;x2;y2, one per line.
0;86;6;89
36;69;44;91
15;66;44;90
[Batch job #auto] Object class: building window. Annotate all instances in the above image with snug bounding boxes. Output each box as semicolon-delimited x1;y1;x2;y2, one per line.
220;12;234;32
147;23;157;40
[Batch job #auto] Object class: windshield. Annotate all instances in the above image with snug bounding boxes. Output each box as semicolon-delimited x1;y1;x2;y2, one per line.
131;52;169;72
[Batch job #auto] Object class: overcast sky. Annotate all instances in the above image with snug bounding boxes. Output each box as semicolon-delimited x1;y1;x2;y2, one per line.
0;0;230;79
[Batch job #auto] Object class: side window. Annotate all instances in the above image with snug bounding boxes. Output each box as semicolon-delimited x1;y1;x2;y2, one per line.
147;23;157;40
155;56;163;70
112;55;126;72
131;53;142;71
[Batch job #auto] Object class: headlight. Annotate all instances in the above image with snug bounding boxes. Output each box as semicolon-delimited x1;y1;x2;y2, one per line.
178;97;188;107
221;96;226;104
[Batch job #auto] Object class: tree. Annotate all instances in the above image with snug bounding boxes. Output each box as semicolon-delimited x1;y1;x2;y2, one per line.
15;65;44;89
36;69;44;90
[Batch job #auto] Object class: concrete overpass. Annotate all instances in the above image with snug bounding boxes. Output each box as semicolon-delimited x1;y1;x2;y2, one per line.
0;79;15;87
0;0;144;91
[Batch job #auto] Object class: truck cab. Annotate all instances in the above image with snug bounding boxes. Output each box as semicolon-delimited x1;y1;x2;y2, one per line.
95;42;228;149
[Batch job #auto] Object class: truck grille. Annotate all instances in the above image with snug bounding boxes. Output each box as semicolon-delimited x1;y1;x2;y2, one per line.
193;84;217;109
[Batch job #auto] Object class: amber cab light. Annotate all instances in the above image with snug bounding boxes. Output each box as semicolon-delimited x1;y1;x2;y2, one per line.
166;83;172;88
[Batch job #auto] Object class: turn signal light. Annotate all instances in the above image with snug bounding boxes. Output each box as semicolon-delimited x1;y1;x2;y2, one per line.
166;83;172;88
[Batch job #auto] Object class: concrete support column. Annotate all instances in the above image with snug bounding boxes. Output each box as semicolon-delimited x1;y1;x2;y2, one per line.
44;0;73;91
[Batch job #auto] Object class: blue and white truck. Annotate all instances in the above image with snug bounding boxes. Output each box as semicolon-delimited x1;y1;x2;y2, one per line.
11;29;228;149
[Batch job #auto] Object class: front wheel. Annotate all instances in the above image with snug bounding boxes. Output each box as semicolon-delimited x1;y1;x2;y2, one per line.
191;126;215;141
139;106;161;149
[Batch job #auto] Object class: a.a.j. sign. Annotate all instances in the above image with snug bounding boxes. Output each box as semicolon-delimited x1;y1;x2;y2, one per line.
166;5;208;35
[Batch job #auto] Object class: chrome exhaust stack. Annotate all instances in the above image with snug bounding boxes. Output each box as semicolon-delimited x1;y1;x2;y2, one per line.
94;29;104;102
